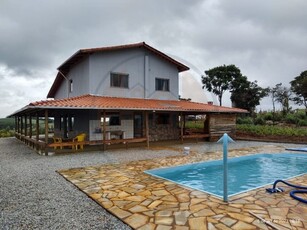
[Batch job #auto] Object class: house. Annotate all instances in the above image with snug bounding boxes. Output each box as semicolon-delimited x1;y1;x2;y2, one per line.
9;42;248;155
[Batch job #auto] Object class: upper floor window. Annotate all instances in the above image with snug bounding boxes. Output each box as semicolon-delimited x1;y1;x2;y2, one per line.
155;78;169;91
69;79;73;93
110;72;129;88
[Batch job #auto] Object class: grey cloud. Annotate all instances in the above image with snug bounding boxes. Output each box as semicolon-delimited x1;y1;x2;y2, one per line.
0;0;203;76
219;0;307;33
0;0;306;117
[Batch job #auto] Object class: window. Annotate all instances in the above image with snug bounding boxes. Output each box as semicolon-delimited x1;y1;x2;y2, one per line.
110;72;129;88
155;78;169;91
109;115;120;126
101;113;121;126
156;113;170;125
69;79;73;92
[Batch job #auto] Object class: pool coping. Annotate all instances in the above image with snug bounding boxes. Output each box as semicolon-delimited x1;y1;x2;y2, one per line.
58;145;307;230
144;153;307;199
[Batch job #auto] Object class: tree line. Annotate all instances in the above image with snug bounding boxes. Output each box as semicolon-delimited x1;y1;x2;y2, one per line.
201;65;307;114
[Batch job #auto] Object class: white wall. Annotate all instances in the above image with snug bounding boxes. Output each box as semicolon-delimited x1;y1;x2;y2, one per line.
146;53;179;100
88;47;179;100
54;58;90;99
89;48;145;98
89;111;134;141
54;47;180;101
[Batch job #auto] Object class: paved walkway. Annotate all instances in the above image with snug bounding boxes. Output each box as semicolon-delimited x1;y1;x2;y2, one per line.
59;145;307;230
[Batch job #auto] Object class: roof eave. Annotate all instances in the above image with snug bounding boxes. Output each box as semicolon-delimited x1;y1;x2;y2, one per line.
7;105;37;118
142;42;189;72
47;72;64;98
9;105;248;115
57;50;83;71
58;42;190;73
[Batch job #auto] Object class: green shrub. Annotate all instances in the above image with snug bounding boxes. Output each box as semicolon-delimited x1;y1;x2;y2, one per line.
285;114;298;124
0;118;15;130
296;110;306;120
273;112;283;122
0;129;15;138
298;119;307;127
185;120;204;129
237;117;253;125
237;124;307;136
254;117;265;125
263;112;273;121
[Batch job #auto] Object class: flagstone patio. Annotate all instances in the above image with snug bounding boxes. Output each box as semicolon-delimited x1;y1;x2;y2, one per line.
58;145;307;230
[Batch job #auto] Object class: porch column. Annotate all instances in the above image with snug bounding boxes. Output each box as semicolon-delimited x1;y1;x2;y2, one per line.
63;114;67;138
180;112;184;143
15;116;18;138
29;114;32;139
19;116;22;135
36;113;39;151
36;114;39;140
25;115;28;138
102;110;106;151
20;115;24;138
205;114;211;141
15;116;17;134
145;111;149;148
68;115;72;131
17;116;21;138
44;110;49;155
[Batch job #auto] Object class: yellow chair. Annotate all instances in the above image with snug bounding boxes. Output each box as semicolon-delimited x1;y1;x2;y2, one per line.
73;133;86;150
52;137;63;149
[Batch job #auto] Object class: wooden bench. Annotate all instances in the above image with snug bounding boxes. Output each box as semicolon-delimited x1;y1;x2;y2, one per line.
48;138;148;151
181;133;210;142
104;137;147;149
48;141;88;150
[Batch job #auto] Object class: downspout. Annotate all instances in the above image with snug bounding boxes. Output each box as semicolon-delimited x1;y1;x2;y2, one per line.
144;55;149;99
58;70;70;98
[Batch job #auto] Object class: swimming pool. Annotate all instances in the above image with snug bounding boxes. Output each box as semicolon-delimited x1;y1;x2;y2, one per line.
145;153;307;198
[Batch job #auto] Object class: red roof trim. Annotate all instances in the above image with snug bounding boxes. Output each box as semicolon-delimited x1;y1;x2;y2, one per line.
30;94;248;114
58;42;189;72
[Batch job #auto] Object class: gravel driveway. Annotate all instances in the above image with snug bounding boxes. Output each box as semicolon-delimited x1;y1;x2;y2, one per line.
0;138;301;229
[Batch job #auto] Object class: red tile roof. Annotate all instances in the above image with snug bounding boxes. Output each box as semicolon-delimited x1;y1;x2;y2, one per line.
47;42;189;98
28;94;248;114
58;42;189;72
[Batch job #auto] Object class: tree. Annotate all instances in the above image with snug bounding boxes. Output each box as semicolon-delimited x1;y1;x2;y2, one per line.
274;83;292;115
290;70;307;113
202;65;242;106
268;83;281;125
230;76;269;113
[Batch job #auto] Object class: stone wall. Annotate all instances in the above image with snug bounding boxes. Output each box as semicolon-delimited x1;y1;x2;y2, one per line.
145;112;238;142
208;114;237;141
148;112;180;141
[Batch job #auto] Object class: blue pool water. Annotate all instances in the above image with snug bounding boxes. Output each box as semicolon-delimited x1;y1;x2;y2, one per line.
145;153;307;198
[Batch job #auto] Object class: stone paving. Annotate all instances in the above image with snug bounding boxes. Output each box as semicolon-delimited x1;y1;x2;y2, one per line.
58;145;307;230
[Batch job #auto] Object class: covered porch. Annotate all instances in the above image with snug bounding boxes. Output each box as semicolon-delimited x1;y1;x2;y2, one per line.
12;109;150;155
9;95;247;155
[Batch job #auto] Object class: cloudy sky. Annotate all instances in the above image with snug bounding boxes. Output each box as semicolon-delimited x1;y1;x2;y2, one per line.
1;0;307;118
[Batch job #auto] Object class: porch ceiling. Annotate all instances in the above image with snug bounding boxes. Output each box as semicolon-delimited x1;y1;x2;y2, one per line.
8;94;248;117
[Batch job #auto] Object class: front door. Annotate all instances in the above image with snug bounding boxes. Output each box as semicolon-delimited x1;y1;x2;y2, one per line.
134;113;143;138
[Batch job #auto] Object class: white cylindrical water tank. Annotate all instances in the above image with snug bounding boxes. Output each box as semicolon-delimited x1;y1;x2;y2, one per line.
184;147;190;155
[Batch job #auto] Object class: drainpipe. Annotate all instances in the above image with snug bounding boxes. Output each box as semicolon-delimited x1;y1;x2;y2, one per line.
144;55;149;99
58;70;70;98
